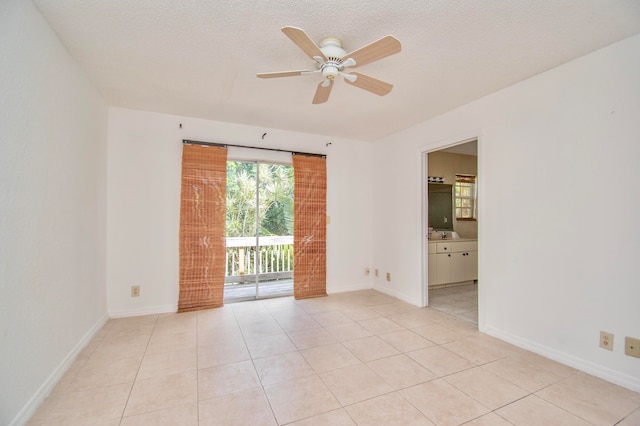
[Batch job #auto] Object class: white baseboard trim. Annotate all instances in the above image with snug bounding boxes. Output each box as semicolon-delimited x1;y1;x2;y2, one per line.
108;304;178;318
10;313;109;426
373;285;422;307
485;325;640;393
327;283;371;295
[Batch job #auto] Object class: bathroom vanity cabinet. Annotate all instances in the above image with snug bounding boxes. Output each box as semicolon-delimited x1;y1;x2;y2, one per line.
428;239;477;287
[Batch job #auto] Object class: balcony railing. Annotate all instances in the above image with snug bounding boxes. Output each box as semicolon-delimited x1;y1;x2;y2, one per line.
225;236;293;283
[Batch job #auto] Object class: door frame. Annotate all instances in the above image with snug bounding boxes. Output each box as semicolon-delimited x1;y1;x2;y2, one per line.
419;133;482;318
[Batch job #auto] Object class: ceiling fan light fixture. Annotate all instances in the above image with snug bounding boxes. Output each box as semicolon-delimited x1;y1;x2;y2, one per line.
322;66;339;80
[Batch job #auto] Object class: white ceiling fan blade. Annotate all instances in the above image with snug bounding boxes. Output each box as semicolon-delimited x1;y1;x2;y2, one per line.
312;79;333;104
343;35;401;68
281;26;328;62
344;72;393;96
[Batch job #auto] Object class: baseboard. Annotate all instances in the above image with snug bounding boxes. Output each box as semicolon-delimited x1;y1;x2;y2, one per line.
10;313;109;426
373;285;422;307
485;325;640;393
108;304;178;318
327;282;371;295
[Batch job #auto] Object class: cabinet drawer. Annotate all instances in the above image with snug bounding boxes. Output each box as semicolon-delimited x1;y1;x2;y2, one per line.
436;243;451;253
454;241;477;252
428;243;437;254
436;241;477;253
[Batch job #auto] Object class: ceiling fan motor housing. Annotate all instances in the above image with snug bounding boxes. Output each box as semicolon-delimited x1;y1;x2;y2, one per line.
318;38;347;80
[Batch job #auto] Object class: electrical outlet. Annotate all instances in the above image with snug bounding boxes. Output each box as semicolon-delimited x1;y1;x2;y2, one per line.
131;285;140;297
599;331;613;351
364;268;370;276
386;272;391;282
625;337;640;358
375;269;379;277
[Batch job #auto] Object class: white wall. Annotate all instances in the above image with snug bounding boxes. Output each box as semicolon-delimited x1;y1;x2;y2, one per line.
107;108;374;316
373;34;640;390
0;1;108;424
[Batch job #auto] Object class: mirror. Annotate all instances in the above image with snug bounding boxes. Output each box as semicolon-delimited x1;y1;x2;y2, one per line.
428;183;453;231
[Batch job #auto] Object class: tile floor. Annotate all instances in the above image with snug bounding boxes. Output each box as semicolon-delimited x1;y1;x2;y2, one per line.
429;283;478;325
29;290;640;425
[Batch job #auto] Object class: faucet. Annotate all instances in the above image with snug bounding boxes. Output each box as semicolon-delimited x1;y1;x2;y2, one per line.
441;231;448;239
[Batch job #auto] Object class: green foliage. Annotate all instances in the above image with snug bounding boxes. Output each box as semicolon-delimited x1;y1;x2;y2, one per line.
226;161;294;237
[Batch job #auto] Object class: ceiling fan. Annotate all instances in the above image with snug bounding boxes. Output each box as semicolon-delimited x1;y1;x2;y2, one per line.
257;26;401;104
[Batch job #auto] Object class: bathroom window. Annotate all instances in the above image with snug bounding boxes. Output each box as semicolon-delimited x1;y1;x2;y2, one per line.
455;174;477;221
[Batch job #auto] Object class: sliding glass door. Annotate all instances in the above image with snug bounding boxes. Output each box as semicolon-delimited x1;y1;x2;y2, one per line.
224;161;294;301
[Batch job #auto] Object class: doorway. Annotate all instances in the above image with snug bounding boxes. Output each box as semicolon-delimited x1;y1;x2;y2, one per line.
422;138;479;325
223;160;294;302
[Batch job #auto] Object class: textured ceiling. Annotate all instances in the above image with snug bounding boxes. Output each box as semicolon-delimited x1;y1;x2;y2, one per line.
32;0;640;141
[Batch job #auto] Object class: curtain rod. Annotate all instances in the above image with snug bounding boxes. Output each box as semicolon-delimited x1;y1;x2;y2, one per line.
182;139;327;158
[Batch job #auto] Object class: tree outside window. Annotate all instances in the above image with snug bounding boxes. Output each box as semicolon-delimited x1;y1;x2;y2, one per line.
455;174;477;221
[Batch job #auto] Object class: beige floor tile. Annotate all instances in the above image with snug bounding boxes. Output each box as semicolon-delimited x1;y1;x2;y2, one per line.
237;316;284;339
324;322;373;342
45;382;131;425
300;343;361;373
369;303;411;317
197;340;250;369
274;313;320;332
346;392;435;426
253;350;315;386
311;310;354;327
244;332;297;359
287;328;338;349
536;372;640;425
198;360;260;400
31;290;640;426
297;298;341;314
67;355;141;391
618;407;640;425
320;363;393;405
342;335;400;362
91;335;150;361
496;394;590;425
199;386;277;426
137;349;196;379
400;379;489;426
341;307;382;321
47;359;87;394
386;313;434;329
379;329;435;353
439;319;481;338
124;370;197;417
516;350;577;379
289;408;356;426
412;323;465;345
481;354;565;392
407;346;474;377
358;317;405;334
153;313;197;335
413;307;452;323
444;366;529;410
443;337;509;365
366;354;436;390
145;329;196;355
197;326;244;347
26;392;63;425
264;375;341;424
120;403;198;426
461;412;513;425
229;300;269;314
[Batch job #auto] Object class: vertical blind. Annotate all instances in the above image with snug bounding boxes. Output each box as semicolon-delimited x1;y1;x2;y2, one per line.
292;154;327;299
178;144;228;312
